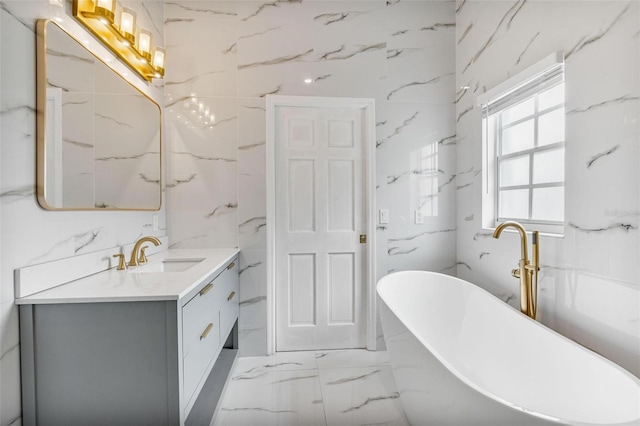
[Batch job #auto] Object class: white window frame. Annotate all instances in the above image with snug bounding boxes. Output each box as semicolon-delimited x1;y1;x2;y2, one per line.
478;51;565;236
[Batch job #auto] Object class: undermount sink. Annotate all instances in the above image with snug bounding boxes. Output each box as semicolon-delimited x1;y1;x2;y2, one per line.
133;258;205;273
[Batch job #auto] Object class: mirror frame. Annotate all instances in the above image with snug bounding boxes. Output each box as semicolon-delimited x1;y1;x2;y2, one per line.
36;19;162;211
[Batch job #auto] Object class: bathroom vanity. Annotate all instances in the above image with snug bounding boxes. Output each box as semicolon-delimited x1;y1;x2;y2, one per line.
16;248;239;426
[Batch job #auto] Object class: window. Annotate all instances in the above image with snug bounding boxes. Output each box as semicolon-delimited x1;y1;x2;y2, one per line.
478;52;565;235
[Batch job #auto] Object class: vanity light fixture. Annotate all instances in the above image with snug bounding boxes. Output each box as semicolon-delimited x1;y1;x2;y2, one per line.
73;0;165;81
152;47;166;78
95;0;115;23
118;7;136;45
136;28;152;60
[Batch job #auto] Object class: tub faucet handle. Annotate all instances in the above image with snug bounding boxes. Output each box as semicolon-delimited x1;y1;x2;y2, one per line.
113;254;127;271
511;268;520;278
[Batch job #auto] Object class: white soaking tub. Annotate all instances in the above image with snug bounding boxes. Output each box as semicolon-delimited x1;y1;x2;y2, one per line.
377;271;640;426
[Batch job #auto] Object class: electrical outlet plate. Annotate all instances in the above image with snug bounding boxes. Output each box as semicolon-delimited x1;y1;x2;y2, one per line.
414;210;424;224
153;215;159;231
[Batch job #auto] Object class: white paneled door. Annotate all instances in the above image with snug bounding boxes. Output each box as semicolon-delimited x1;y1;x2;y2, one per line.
275;105;367;351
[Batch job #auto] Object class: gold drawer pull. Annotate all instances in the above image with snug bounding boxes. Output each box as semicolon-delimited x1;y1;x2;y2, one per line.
227;291;236;301
200;323;213;340
199;283;213;296
227;261;236;270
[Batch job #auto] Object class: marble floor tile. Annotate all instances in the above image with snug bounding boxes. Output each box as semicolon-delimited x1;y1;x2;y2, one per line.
315;349;390;370
217;350;407;426
231;351;319;379
318;366;408;426
217;369;326;426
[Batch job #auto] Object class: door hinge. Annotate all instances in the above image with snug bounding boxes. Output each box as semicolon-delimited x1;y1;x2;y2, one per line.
359;234;367;244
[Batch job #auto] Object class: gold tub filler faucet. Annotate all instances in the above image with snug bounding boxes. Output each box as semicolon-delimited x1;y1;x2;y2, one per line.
493;221;540;319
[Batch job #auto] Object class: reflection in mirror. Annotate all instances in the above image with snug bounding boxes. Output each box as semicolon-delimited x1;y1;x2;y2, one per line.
37;20;161;210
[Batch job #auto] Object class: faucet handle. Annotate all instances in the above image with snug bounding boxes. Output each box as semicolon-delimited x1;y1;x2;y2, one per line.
511;268;520;278
113;254;127;271
138;246;149;264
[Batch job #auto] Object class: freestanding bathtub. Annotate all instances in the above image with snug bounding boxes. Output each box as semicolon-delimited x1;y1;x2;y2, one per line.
377;271;640;426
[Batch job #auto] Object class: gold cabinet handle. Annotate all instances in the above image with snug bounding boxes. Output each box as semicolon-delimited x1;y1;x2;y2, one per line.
227;261;236;270
227;291;236;301
199;283;213;296
200;323;213;340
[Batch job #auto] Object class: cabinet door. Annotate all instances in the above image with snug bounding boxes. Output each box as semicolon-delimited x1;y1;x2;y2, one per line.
219;259;239;340
182;279;220;404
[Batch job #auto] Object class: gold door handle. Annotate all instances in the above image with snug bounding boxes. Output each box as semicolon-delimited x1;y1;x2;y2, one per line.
227;261;236;270
199;283;213;296
200;323;213;340
227;291;236;301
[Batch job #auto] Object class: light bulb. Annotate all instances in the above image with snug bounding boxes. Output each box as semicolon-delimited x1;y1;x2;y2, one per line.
119;7;136;44
152;47;166;77
95;0;115;23
137;29;152;60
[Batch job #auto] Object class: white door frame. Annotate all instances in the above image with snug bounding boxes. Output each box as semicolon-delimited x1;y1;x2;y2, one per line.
266;95;377;354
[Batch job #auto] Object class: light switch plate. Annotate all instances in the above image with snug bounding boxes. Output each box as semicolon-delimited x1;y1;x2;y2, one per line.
379;209;389;224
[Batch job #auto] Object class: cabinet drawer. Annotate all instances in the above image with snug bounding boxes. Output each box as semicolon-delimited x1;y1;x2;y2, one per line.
219;259;239;338
182;279;219;358
183;319;218;404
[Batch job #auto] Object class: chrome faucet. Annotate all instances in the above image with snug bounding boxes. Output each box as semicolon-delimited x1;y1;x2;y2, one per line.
128;236;162;267
493;221;539;319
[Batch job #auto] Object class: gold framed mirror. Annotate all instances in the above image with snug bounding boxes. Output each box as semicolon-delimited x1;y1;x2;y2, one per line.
36;19;162;210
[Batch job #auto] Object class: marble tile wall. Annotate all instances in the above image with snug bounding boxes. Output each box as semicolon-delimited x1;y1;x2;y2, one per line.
0;2;166;425
164;0;457;356
455;0;640;376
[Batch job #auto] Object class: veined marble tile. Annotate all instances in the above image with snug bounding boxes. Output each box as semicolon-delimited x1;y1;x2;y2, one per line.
311;26;387;102
165;18;237;98
0;302;19;360
238;326;268;358
232;352;318;377
311;1;387;30
386;32;455;103
1;343;21;426
315;349;389;370
386;229;457;275
166;96;239;248
236;1;316;26
238;250;267;356
217;368;325;426
377;102;456;153
383;0;455;33
236;99;265;252
238;174;266;250
318;366;408;426
165;1;237;22
236;23;315;98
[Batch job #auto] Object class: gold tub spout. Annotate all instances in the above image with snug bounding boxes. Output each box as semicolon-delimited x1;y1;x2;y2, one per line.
128;236;162;267
493;221;540;319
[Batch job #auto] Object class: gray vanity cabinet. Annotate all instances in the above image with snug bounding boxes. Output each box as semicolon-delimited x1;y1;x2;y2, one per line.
19;256;239;426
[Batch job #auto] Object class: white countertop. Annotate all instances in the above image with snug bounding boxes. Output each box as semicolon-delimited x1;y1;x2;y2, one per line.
16;248;239;305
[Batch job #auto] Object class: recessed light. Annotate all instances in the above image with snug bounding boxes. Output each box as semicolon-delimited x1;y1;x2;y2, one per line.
304;78;313;84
